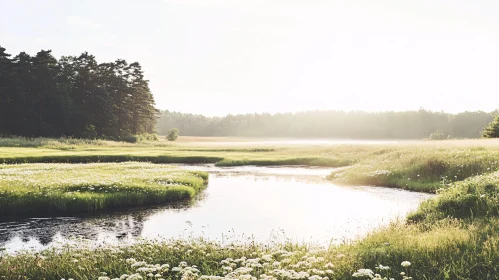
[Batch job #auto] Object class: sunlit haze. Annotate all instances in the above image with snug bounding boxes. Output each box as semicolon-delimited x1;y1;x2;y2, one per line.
2;0;499;115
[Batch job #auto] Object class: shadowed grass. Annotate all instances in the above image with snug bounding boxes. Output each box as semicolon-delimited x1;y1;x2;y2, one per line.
0;144;359;168
215;157;353;167
0;163;208;217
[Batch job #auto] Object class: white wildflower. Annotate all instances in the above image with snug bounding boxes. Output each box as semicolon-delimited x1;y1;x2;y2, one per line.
401;261;411;268
376;264;390;270
352;269;374;278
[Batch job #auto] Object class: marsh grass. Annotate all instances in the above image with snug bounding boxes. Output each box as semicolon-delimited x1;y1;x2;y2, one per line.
0;163;208;217
328;143;499;192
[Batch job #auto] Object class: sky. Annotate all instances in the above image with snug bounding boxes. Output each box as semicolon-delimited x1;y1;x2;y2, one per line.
1;0;499;116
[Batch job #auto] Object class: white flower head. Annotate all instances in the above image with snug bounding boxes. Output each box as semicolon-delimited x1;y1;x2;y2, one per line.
352;269;374;278
401;261;411;268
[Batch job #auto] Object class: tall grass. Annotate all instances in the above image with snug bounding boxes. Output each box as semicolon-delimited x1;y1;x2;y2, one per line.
328;143;499;192
408;170;499;222
0;163;208;217
0;154;225;164
0;136;165;149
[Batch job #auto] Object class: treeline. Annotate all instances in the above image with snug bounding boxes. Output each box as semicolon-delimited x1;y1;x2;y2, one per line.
0;46;157;138
158;110;497;139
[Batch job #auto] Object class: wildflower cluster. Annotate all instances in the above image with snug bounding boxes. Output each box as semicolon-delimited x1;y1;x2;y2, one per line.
352;261;412;280
41;239;342;280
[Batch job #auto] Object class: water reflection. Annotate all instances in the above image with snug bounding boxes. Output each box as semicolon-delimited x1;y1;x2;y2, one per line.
0;165;433;253
0;196;203;252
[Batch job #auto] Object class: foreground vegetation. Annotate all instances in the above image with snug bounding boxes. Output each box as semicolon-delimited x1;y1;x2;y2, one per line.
0;238;414;280
0;162;208;217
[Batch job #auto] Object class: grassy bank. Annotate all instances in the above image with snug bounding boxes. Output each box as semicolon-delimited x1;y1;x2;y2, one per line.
0;143;357;168
340;170;499;279
0;163;208;217
327;140;499;193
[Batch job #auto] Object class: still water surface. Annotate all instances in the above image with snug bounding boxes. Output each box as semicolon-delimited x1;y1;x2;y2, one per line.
0;165;432;253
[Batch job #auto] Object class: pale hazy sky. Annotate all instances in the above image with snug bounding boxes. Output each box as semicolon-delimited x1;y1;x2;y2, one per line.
1;0;499;116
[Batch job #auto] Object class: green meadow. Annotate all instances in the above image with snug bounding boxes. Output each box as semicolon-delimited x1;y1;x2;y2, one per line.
0;162;208;217
3;137;499;193
2;137;499;279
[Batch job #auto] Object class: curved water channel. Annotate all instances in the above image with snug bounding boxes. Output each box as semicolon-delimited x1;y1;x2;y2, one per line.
0;165;433;253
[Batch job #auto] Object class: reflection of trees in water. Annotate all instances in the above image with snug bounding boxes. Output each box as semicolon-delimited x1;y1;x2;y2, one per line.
0;192;206;248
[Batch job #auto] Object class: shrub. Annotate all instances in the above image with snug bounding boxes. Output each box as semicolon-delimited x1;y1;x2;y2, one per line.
167;128;179;141
119;134;158;143
121;135;140;143
429;129;447;140
142;133;159;141
81;124;98;139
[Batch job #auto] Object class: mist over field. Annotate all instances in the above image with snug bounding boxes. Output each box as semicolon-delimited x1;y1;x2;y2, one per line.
158;109;496;139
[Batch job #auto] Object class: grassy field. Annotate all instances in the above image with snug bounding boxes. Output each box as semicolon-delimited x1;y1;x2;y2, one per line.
2;137;499;192
0;162;208;217
3;137;499;279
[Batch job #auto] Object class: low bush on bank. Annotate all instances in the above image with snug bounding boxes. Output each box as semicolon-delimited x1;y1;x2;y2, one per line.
120;133;159;143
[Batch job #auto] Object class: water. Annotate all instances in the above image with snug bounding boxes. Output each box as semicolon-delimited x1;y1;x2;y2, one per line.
0;165;433;253
180;138;399;147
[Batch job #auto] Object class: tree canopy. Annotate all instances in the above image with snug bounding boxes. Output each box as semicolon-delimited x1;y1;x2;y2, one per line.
0;46;158;138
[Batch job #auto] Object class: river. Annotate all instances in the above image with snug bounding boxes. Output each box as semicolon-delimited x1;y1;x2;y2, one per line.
0;165;433;253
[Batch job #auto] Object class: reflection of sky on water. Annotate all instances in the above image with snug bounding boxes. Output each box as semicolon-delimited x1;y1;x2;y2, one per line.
0;165;433;253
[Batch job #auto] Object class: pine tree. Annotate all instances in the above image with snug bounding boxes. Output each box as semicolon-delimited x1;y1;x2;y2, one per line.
482;115;499;138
